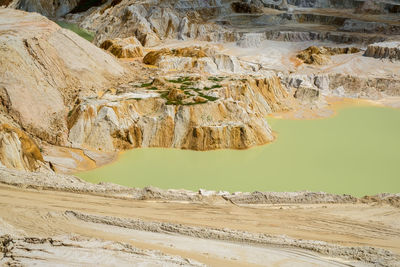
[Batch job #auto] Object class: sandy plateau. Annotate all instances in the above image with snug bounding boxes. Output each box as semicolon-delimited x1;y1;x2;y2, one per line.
0;0;400;266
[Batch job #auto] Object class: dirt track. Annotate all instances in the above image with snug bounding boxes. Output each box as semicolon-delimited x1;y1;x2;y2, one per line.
1;183;399;266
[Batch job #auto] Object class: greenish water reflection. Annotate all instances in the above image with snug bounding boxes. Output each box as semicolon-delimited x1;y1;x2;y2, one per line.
77;106;400;196
56;21;94;42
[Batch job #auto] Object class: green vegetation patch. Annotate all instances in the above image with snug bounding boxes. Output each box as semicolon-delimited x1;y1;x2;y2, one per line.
204;84;223;90
184;91;195;96
198;92;218;102
168;76;192;83
166;99;184;105
184;101;208;106
141;82;153;88
208;76;225;82
157;76;219;106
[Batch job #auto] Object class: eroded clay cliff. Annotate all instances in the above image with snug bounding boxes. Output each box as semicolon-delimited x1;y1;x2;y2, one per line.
67;74;291;151
0;124;46;171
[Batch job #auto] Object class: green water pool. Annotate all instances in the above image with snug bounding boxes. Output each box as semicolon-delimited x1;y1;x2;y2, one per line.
56;21;94;42
77;106;400;196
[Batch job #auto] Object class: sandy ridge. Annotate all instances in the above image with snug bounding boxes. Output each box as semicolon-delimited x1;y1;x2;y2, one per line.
66;210;400;266
0;234;205;266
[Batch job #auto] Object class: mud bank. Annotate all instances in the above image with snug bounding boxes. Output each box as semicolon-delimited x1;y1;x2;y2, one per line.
0;167;398;207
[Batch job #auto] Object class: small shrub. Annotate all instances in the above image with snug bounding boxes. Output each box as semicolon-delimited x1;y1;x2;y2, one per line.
208;76;224;82
141;82;153;87
198;92;218;101
168;76;192;83
204;84;222;90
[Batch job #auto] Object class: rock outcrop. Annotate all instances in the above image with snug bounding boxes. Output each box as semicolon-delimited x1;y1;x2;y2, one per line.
231;1;262;13
143;47;208;65
364;41;400;60
100;37;143;58
297;46;361;65
143;46;246;74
